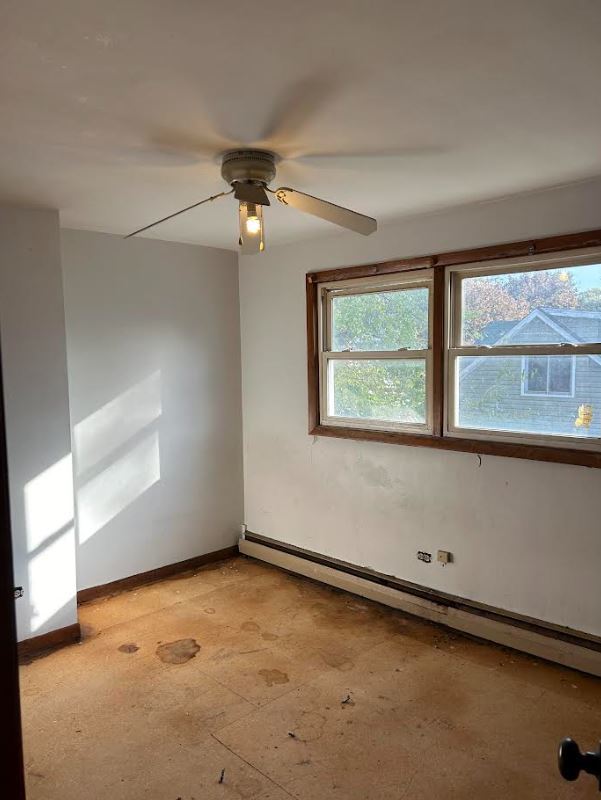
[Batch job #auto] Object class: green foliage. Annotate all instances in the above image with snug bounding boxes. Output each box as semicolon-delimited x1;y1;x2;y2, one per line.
331;289;428;422
332;288;428;351
579;288;601;311
332;360;426;422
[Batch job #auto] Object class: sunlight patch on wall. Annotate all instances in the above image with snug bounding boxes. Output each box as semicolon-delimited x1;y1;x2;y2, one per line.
28;525;76;632
74;371;161;474
24;453;74;552
77;430;160;544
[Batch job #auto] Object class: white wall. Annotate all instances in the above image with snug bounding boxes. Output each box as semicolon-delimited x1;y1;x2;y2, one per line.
239;178;601;637
0;207;77;641
61;230;243;591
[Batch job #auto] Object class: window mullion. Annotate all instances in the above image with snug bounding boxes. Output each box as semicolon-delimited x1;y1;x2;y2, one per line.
326;349;430;361
449;343;601;358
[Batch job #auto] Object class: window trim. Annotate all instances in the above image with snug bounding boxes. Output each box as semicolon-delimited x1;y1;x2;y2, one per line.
521;355;575;398
306;227;601;469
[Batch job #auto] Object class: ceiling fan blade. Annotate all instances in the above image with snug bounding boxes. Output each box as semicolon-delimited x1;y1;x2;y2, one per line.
233;182;270;206
274;188;377;236
150;130;233;160
286;147;443;171
124;190;232;238
295;146;442;161
257;76;342;147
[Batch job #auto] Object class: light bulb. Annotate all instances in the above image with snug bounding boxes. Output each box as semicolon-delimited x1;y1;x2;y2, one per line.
239;201;265;254
246;216;261;235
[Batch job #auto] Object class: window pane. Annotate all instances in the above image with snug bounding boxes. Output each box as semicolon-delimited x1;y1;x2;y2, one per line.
329;359;426;424
460;262;601;346
331;287;429;352
548;357;573;395
456;355;599;438
525;357;548;393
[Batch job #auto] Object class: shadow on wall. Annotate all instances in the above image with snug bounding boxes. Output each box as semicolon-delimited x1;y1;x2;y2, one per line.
21;371;162;634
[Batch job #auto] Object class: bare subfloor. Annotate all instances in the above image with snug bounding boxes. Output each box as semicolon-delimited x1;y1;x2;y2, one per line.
20;556;601;799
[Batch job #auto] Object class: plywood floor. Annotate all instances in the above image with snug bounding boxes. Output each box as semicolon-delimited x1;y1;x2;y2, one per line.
19;556;601;799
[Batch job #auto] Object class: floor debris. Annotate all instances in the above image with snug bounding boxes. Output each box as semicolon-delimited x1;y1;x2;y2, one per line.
218;769;225;784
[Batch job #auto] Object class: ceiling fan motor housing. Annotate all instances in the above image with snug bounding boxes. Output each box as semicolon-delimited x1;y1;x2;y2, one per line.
221;149;277;187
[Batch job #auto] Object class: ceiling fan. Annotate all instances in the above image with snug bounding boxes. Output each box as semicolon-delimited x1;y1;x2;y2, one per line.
125;148;377;253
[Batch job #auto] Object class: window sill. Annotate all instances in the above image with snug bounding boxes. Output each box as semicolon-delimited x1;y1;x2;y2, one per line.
309;424;601;468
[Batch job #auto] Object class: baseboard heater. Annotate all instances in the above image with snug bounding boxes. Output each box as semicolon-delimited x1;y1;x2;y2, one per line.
240;531;601;677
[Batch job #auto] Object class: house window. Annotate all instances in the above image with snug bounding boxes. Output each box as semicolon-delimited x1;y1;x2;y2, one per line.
319;271;433;433
307;230;601;467
522;356;575;397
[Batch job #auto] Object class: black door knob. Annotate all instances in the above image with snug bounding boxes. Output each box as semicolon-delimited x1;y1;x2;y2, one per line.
558;737;601;790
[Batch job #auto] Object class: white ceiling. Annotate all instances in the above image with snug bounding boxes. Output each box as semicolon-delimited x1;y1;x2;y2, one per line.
1;0;600;249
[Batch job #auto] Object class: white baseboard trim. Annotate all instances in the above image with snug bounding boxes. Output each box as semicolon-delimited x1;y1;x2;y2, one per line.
240;537;601;677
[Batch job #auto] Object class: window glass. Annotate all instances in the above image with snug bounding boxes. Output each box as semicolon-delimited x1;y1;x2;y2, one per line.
331;287;429;352
525;357;548;393
456;355;598;438
460;263;601;346
329;359;426;424
549;357;573;395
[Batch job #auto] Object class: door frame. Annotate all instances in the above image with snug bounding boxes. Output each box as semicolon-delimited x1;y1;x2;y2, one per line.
0;332;27;798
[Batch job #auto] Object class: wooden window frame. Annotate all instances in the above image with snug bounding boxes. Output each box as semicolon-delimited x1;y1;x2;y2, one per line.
306;228;601;469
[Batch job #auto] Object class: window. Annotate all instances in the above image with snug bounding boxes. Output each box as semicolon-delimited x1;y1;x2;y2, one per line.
319;271;433;433
448;257;601;445
307;229;601;467
522;356;574;397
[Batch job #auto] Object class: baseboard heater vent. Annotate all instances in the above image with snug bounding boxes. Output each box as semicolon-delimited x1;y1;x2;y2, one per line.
240;531;601;677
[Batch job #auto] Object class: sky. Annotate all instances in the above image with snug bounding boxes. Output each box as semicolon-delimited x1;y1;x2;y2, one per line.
569;263;601;292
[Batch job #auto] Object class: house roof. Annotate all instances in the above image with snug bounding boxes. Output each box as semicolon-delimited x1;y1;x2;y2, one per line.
539;307;601;321
463;307;601;378
480;307;601;347
479;320;518;345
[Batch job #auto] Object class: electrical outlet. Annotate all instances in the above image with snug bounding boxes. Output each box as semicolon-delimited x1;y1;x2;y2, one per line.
437;550;452;564
417;551;432;563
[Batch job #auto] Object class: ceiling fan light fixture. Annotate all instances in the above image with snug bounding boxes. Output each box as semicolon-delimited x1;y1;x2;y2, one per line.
239;201;265;254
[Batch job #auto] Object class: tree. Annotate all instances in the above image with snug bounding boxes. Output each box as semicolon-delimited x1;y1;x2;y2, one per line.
463;270;579;344
332;288;428;351
331;288;427;421
462;280;528;345
505;270;577;310
579;288;601;312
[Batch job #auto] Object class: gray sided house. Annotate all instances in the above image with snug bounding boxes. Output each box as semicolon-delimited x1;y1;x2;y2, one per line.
458;308;601;438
